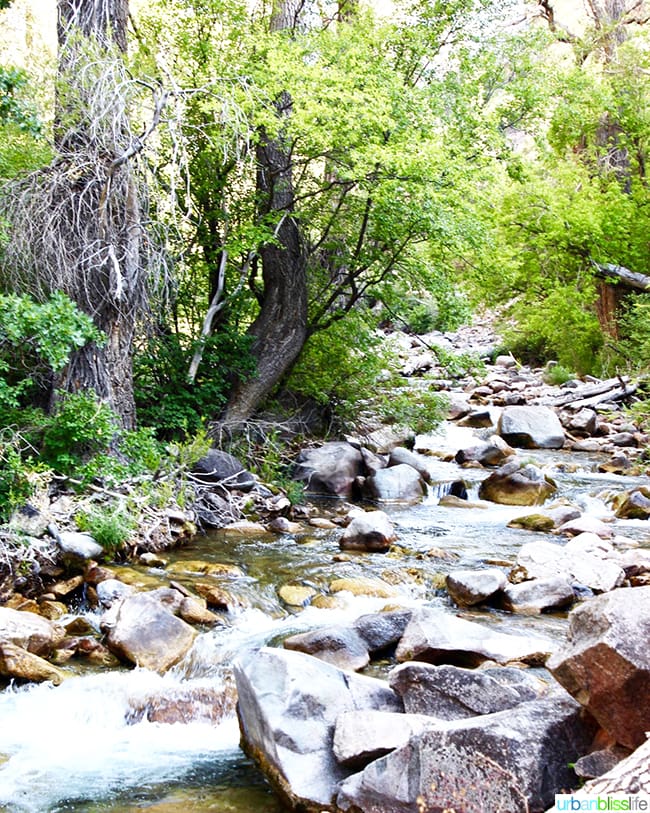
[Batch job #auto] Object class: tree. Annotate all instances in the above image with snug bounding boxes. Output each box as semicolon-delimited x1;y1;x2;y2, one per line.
0;0;168;428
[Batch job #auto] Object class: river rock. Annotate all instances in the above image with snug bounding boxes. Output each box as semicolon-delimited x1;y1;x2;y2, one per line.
547;586;650;749
104;592;198;673
446;567;507;606
339;695;594;813
498;405;565;449
395;607;555;666
352;609;412;654
557;514;613;538
454;435;515;467
191;449;256;490
337;737;528;813
563;407;599;436
333;709;438;768
178;596;222;626
293;441;365;498
389;661;547;718
233;647;402;811
95;578;135;606
128;684;237;725
283;625;370;671
611;487;650;520
0;607;65;656
387;447;431;482
0;641;67;685
363;464;426;502
278;583;318;607
339;510;397;553
478;460;557;506
500;576;575;614
329;576;398;599
577;737;650;796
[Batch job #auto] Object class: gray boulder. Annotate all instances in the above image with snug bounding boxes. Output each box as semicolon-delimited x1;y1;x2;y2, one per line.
395;607;555;666
352;609;412;655
339;510;396;553
388;446;431;482
103;592;197;672
364;464;426;502
192;449;256;491
499;405;565;449
293;442;365;498
454;436;515;467
547;586;650;749
283;625;370;672
0;607;65;657
501;576;575;614
57;530;103;560
234;647;402;811
389;661;547;718
446;567;507;606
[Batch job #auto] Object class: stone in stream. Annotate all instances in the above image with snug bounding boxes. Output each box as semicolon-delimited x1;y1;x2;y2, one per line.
547;586;650;749
389;661;548;718
387;446;432;482
234;647;403;812
611;487;650;520
103;592;198;673
478;460;557;506
0;641;67;684
498;405;565;449
352;609;413;655
293;441;365;498
339;510;397;553
395;606;556;666
454;435;515;467
500;576;575;614
446;567;507;606
56;530;104;560
363;464;426;503
283;625;370;672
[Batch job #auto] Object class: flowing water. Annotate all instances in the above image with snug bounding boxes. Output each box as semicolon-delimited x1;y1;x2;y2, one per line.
1;424;649;812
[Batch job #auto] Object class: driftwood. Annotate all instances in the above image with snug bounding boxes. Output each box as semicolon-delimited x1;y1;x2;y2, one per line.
593;262;650;292
538;376;635;408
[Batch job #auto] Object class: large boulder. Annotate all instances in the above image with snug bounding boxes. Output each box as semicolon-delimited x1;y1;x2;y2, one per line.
500;576;575;614
547;586;650;749
498;405;565;449
478;460;557;506
337;739;529;812
337;696;595;813
0;607;65;657
0;641;67;684
389;661;547;718
363;464;426;503
233;647;402;812
293;442;365;498
283;625;370;672
395;607;556;666
103;592;198;672
339;510;397;553
454;436;515;467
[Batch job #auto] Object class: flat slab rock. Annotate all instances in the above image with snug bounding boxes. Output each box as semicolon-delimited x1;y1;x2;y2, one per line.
395;607;557;667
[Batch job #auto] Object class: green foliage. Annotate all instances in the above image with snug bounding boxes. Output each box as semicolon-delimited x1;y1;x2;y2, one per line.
543;363;576;386
75;504;136;554
0;428;35;522
42;391;116;475
0;66;49;181
134;328;255;439
0;66;41;135
374;386;449;435
430;344;485;380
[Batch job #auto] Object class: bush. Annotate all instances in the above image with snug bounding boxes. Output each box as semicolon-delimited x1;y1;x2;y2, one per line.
0;428;36;522
75;504;136;555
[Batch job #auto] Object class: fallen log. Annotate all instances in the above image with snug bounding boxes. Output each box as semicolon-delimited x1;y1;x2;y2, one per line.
539;376;631;408
593;262;650;292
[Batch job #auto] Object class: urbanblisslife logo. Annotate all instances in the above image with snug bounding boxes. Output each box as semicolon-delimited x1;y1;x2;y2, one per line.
554;795;650;811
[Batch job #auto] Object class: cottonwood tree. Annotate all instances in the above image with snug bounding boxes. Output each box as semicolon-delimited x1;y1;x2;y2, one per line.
0;0;168;428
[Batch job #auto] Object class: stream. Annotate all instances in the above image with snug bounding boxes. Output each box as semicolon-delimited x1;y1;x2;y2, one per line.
1;423;649;813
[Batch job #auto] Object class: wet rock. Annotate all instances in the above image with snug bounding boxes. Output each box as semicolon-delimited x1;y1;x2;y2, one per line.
222;520;268;536
283;625;370;671
454;436;515;467
192;449;256;490
337;737;528;813
329;577;399;599
364;426;414;455
0;607;65;656
500;576;575;614
395;607;555;666
507;512;556;532
278;583;317;607
293;441;365;498
266;517;304;534
37;600;68;621
352;609;413;655
558;514;613;539
192;582;234;610
103;593;198;673
0;641;67;684
364;464;426;503
389;661;547;719
547;586;650;749
498;405;565;449
234;647;402;811
178;596;222;626
339;510;397;553
50;575;85;599
446;567;507;606
167;560;244;578
611;487;650;520
478;460;557;506
128;684;237;725
96;578;134;607
457;408;500;428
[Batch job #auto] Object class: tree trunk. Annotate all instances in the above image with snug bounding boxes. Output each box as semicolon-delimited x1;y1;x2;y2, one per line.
52;0;141;428
222;0;308;425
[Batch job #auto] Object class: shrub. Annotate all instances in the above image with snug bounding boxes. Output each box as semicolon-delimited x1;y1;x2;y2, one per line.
75;504;136;555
